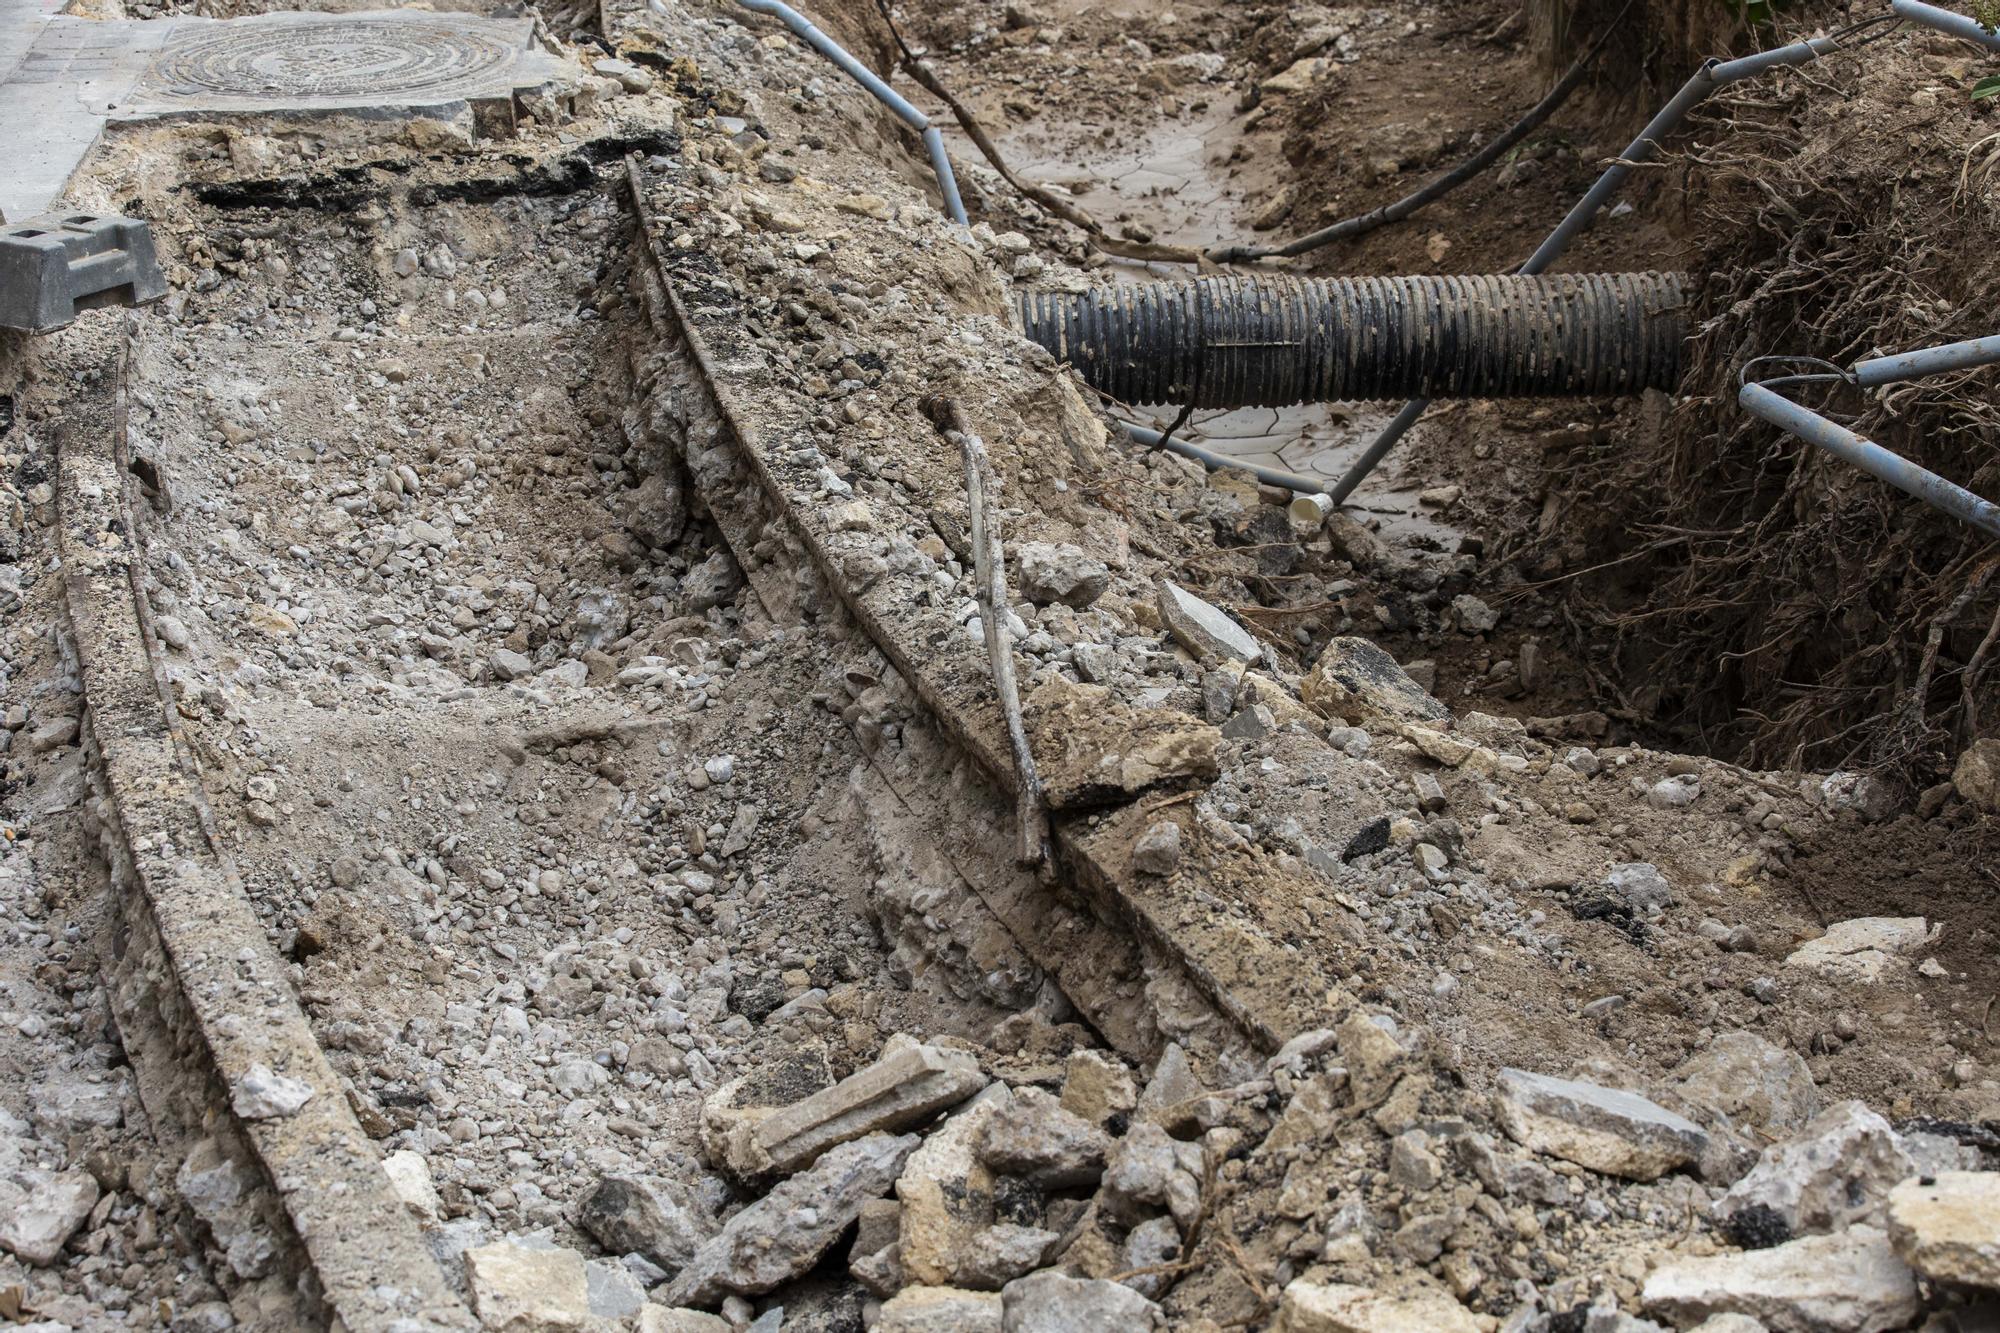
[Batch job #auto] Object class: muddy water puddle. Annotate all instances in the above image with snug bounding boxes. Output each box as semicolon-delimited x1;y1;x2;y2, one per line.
953;93;1463;539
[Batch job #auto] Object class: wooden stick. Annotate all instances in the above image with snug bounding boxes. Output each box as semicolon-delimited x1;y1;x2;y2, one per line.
923;394;1049;863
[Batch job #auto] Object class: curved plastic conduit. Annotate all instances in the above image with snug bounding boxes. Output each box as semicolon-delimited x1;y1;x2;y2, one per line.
731;0;968;225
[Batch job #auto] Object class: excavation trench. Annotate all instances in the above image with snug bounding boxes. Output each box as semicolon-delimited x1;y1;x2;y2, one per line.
11;0;2000;1328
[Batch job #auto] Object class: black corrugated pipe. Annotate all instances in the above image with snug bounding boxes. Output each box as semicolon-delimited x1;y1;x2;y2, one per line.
1018;272;1687;408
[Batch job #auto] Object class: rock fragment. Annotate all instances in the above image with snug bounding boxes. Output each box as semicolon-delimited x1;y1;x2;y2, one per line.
878;1285;1005;1332
999;1269;1159;1331
1025;679;1218;809
1016;542;1109;609
465;1241;591;1332
1060;1051;1138;1130
666;1132;918;1306
708;1035;986;1178
577;1175;717;1274
1272;1280;1488;1332
1495;1068;1707;1180
1673;1032;1820;1137
640;1310;731;1333
1607;863;1672;914
1303;638;1449;726
1157;580;1262;663
1101;1122;1202;1233
1783;918;1931;983
1713;1101;1913;1239
978;1086;1111;1188
585;1259;646;1319
231;1064;314;1119
1641;1226;1918;1333
898;1087;1012;1288
382;1149;442;1222
1131;821;1182;876
1336;1014;1407;1111
1885;1171;2000;1289
0;1168;98;1266
1952;738;2000;811
954;1224;1058;1288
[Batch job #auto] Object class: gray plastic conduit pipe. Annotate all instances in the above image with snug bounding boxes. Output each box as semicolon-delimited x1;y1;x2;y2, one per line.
1121;423;1330;495
1331;31;1849;506
731;0;968;225
1738;334;2000;541
1889;0;2000;52
1020;272;1687;408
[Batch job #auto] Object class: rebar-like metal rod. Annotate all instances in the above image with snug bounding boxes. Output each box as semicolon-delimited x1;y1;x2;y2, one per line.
1739;382;2000;540
1332;33;1843;506
731;0;969;225
1022;272;1686;409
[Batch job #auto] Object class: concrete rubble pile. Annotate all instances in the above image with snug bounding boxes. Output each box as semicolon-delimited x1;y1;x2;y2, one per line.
413;1014;1998;1331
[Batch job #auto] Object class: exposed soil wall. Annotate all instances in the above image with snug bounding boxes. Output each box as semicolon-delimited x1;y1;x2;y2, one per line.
1550;40;2000;781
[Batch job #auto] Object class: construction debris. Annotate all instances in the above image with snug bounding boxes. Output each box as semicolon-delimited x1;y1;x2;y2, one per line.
4;0;1999;1329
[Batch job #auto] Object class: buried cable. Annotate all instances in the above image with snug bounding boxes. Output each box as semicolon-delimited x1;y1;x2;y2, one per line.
1121;423;1331;497
1208;0;1634;265
1333;27;1855;505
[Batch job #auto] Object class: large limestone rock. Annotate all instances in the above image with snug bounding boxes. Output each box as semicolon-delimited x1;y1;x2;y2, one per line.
0;1168;98;1267
1000;1270;1159;1331
1100;1121;1203;1233
577;1175;717;1274
1024;679;1219;809
1951;738;2000;811
1673;1033;1820;1137
666;1132;919;1307
979;1086;1110;1188
1495;1069;1707;1180
584;1260;645;1320
1060;1050;1138;1130
1641;1226;1919;1333
1157;580;1263;664
382;1150;443;1222
1303;637;1449;727
705;1035;987;1179
1713;1102;1915;1239
465;1242;591;1332
1016;542;1109;610
1783;918;1931;983
1272;1280;1488;1333
1886;1171;2000;1289
1337;1015;1408;1112
878;1285;1005;1332
898;1086;1013;1288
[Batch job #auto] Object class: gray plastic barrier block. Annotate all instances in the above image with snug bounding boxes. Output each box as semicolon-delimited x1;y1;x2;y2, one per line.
0;212;167;334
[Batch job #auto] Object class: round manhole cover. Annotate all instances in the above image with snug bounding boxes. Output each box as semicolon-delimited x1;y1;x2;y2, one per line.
145;18;517;102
